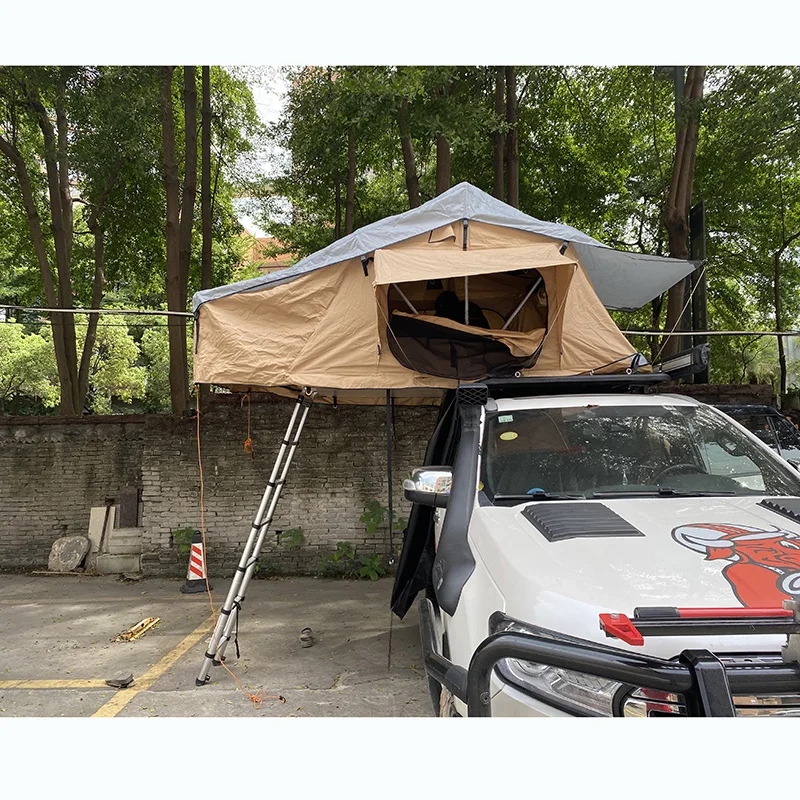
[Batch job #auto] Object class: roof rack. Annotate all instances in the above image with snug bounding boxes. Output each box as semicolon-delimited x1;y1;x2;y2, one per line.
480;373;671;399
457;343;710;401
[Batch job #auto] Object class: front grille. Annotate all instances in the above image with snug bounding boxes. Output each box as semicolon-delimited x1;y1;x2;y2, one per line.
621;655;800;717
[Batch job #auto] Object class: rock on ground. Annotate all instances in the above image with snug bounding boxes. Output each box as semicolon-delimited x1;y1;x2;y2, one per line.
48;535;91;572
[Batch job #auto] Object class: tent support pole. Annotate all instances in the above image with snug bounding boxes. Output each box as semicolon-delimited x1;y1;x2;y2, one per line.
385;389;394;564
195;387;316;686
464;277;469;325
385;389;395;670
392;284;419;315
502;277;542;330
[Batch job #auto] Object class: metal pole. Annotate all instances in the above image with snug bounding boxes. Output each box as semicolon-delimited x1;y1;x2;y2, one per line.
385;390;394;564
195;390;314;685
501;277;542;330
391;284;419;315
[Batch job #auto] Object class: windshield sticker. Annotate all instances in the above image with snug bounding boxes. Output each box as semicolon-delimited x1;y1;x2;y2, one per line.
498;415;513;423
673;523;800;607
499;431;518;441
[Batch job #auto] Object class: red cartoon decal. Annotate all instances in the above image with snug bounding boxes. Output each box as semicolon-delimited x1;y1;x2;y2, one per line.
672;523;800;607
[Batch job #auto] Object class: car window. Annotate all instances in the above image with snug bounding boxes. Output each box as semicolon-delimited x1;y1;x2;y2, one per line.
774;416;800;450
732;414;777;448
482;404;800;502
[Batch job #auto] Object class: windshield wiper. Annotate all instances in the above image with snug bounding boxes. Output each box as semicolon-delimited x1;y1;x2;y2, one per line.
591;487;737;499
493;491;585;503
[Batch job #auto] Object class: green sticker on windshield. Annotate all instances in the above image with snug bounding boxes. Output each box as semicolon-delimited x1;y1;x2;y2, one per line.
498;414;513;423
499;431;518;441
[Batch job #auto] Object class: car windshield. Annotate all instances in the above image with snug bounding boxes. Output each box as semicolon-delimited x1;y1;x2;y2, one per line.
481;403;800;504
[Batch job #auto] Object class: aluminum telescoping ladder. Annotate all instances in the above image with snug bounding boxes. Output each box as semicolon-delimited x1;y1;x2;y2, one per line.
196;388;316;686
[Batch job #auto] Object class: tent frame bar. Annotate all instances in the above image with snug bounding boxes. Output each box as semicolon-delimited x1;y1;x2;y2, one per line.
392;284;419;315
501;277;543;331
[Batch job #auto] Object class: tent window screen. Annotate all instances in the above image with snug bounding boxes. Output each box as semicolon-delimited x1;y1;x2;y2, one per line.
385;271;548;380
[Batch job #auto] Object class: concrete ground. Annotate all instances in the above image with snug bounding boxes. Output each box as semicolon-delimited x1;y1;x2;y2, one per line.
0;574;432;717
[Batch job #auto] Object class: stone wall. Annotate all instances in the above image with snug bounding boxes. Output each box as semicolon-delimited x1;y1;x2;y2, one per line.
0;396;438;576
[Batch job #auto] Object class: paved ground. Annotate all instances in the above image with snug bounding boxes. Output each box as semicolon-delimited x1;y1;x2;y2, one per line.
0;574;431;717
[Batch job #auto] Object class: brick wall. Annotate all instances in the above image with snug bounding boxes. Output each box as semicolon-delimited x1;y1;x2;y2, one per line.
0;396;438;576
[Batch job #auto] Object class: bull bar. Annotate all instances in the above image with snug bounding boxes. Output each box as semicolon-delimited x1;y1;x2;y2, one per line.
419;598;800;717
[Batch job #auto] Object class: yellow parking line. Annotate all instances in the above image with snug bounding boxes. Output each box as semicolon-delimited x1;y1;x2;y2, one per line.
91;616;213;718
0;679;109;689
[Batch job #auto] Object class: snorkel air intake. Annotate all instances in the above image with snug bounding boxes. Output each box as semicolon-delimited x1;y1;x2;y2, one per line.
432;384;488;616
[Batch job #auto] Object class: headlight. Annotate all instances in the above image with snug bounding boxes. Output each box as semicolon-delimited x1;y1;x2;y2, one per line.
490;613;623;717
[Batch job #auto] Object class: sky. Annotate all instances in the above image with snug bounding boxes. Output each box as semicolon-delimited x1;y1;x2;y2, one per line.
233;68;289;238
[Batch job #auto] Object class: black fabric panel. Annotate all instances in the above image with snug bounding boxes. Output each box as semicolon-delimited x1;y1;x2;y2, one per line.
521;502;644;542
391;391;460;619
387;312;537;381
759;497;800;524
432;403;482;616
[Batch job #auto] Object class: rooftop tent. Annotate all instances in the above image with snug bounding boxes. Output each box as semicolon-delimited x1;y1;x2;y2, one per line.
192;183;695;402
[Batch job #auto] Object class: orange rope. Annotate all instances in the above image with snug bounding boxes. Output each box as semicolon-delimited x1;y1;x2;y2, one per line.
242;392;254;457
195;385;284;709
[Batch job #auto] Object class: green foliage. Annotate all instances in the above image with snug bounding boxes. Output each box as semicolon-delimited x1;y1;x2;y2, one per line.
318;541;358;578
357;553;386;581
170;527;198;554
281;527;305;549
0;316;148;415
359;499;406;535
0;324;59;410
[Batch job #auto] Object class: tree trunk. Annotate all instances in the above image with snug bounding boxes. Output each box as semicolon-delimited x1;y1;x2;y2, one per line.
31;90;80;414
397;98;420;209
160;66;189;416
199;66;213;406
175;66;198;411
436;134;450;196
201;66;212;292
775;249;787;398
0;133;76;415
650;294;664;363
662;66;706;358
333;169;342;239
79;163;122;405
179;66;198;308
505;66;519;209
56;73;73;268
493;67;505;200
345;126;356;234
773;232;800;398
79;225;105;406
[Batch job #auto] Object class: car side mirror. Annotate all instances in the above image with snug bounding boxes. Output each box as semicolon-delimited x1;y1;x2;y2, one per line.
403;467;451;508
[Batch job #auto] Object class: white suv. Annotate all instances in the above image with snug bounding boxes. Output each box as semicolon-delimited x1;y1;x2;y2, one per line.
404;381;800;717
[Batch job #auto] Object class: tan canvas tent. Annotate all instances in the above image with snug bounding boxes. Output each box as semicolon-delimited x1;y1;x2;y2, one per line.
193;183;694;403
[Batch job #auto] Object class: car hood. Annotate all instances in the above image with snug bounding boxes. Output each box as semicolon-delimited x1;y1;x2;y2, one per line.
469;495;800;656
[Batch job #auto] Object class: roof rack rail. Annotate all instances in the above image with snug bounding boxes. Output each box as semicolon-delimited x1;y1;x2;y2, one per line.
473;373;671;400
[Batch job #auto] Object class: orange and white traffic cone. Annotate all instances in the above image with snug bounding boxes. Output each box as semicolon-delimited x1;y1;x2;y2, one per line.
180;531;213;594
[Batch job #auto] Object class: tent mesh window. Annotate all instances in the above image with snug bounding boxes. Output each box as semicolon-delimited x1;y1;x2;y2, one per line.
385;273;547;381
387;313;538;380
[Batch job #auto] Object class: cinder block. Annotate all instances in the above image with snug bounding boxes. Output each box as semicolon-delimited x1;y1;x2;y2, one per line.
96;553;141;574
